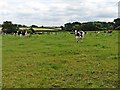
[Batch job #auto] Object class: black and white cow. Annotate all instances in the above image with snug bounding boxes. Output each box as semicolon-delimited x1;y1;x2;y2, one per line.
75;30;85;42
17;30;30;37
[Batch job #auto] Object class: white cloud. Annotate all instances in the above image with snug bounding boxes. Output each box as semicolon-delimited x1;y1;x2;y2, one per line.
0;0;119;26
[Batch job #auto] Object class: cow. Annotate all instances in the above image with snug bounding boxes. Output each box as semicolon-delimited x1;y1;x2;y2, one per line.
75;30;85;42
107;30;112;33
17;30;22;37
17;30;30;37
104;30;112;33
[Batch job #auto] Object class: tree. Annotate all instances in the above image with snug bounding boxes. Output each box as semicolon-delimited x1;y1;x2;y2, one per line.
72;22;81;30
115;26;120;30
107;22;114;30
72;24;81;30
72;22;81;26
64;23;73;31
80;22;98;31
2;21;19;34
114;18;120;28
29;27;35;34
60;26;64;30
31;25;38;28
92;22;103;30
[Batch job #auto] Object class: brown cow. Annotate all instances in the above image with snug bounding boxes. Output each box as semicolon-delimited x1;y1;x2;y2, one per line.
104;30;112;33
107;30;112;33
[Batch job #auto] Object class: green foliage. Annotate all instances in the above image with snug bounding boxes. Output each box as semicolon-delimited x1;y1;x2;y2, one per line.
64;23;73;31
60;26;64;30
29;27;35;34
114;18;120;27
31;25;38;28
73;24;81;30
64;21;115;31
80;22;98;31
115;26;120;30
2;31;118;88
93;22;102;29
2;21;19;34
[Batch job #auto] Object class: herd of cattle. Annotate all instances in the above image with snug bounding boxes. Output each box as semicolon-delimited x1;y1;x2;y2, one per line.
0;30;31;37
17;30;30;37
0;29;113;42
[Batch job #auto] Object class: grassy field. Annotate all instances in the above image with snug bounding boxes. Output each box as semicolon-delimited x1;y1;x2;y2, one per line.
2;31;118;88
0;35;2;89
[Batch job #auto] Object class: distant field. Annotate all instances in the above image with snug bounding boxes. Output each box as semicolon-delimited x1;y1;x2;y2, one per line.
0;27;61;32
2;31;118;88
0;27;2;31
20;27;62;31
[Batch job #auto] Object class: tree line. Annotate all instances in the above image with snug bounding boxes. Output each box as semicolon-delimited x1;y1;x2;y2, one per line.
0;18;120;34
64;18;120;31
1;21;35;34
0;21;62;34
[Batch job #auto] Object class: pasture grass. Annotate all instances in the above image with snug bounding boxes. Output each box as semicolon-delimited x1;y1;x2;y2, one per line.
2;31;118;88
0;35;2;89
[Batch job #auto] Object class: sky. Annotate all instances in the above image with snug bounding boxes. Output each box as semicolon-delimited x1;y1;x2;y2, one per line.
0;0;119;26
118;1;120;17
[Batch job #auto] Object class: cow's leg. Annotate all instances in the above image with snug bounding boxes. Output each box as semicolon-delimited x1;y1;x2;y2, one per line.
77;38;79;43
76;36;79;42
20;34;22;37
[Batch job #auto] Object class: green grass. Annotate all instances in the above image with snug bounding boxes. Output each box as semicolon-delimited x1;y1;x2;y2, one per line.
2;31;118;88
0;35;2;89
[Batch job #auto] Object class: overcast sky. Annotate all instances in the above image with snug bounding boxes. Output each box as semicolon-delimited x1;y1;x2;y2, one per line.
0;0;119;26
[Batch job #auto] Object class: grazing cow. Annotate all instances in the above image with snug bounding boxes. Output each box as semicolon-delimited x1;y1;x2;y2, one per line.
107;30;112;33
17;30;30;37
104;30;112;33
75;30;85;42
17;30;22;37
21;30;26;36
